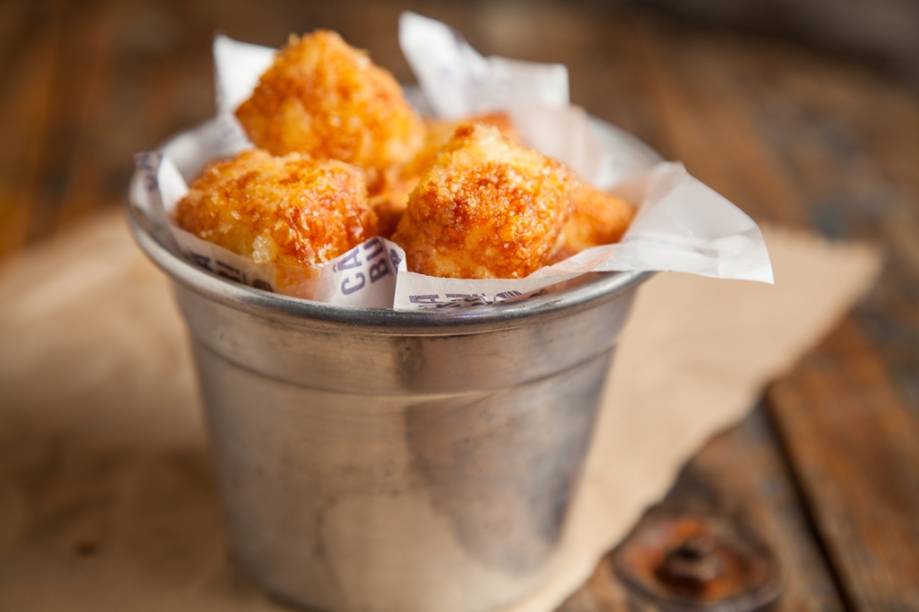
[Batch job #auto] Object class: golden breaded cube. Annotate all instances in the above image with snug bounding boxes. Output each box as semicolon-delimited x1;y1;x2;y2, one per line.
173;150;376;271
392;124;574;279
402;112;519;181
235;31;424;187
370;113;519;237
556;184;635;257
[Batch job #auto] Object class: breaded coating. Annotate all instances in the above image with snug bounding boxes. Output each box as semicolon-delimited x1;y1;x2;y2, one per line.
392;124;575;279
403;112;519;180
173;150;376;271
370;177;416;238
557;184;635;256
235;31;424;187
371;113;519;238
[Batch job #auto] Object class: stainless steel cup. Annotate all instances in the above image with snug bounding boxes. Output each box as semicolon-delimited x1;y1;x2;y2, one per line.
128;119;656;612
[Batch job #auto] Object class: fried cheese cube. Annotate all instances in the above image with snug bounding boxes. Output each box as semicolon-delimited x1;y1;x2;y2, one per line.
558;184;635;254
369;113;520;237
173;149;377;270
235;31;424;187
392;124;574;279
402;112;519;181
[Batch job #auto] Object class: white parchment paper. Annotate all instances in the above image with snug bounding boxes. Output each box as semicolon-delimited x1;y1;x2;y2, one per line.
129;12;773;311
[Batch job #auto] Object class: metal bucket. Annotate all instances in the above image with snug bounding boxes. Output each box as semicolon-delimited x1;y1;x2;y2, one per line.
127;119;656;612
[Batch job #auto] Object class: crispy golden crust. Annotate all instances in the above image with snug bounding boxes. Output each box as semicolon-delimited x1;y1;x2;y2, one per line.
370;113;519;238
235;31;424;186
173;150;376;270
557;184;635;255
403;112;519;180
392;124;574;279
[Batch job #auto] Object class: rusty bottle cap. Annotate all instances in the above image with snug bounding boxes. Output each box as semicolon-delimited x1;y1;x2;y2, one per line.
612;513;781;610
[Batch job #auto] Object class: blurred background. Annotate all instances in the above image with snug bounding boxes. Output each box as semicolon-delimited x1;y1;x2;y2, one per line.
0;1;916;610
1;0;918;260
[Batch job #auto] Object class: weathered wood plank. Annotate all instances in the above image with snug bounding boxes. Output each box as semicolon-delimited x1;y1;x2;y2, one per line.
32;0;120;234
645;15;919;402
768;320;919;611
34;0;215;238
634;17;810;226
0;0;66;259
688;25;919;609
558;408;847;611
617;14;919;610
671;408;848;610
741;51;919;410
21;0;107;244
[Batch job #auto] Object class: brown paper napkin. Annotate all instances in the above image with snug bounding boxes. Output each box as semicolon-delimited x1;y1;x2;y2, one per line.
0;214;880;611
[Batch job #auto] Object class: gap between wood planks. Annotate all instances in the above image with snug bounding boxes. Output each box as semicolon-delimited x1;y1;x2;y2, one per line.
764;394;859;612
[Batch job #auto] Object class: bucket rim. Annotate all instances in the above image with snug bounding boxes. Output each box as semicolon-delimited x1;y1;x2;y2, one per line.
127;201;652;331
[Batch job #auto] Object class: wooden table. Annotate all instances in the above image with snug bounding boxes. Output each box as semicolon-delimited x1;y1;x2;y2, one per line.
1;1;916;609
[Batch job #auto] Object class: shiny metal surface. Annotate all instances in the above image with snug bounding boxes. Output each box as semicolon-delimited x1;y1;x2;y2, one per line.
126;116;656;612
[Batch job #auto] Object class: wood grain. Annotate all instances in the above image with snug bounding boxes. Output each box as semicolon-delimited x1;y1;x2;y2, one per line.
0;0;66;258
769;321;919;611
611;15;919;611
559;408;847;611
0;0;916;610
